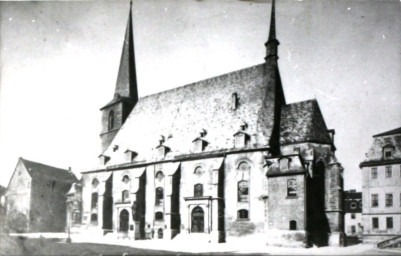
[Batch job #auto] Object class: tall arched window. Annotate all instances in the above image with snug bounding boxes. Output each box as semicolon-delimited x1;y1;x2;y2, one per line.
91;192;98;209
155;187;164;206
108;110;114;131
238;162;251;176
238;180;249;202
122;190;130;202
287;179;297;197
194;184;203;197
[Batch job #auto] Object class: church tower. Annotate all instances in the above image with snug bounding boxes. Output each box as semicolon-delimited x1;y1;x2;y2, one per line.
264;0;286;154
99;2;138;153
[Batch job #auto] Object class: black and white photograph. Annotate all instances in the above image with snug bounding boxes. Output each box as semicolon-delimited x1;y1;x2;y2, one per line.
0;0;400;255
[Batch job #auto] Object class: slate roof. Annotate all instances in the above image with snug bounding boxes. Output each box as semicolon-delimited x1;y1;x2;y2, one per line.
280;99;332;145
21;158;77;183
373;127;401;137
102;63;281;166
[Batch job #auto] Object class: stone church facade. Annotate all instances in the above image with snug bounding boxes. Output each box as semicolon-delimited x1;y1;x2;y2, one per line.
68;0;344;247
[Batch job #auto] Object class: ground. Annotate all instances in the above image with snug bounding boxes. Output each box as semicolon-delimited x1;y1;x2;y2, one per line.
0;233;400;256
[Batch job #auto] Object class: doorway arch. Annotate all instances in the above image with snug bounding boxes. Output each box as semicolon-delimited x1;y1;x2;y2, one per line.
119;209;129;232
191;206;204;233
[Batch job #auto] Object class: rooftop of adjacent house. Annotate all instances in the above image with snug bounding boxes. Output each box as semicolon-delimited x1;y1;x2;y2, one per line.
373;127;401;137
20;158;77;183
280;99;332;145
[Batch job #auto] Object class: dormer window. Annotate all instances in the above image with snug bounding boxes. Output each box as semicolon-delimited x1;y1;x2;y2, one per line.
99;154;110;165
193;138;207;153
234;122;249;148
124;150;137;162
383;146;394;159
113;145;119;152
294;147;300;154
279;157;291;171
156;136;169;157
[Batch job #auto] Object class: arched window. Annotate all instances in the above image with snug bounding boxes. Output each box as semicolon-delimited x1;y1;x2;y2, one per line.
122;175;130;184
194;184;203;197
156;171;164;182
289;220;297;230
108;110;114;131
155;211;164;221
122;190;130;202
155;187;164;206
238;180;249;202
237;209;248;220
158;228;163;238
287;179;297;197
238;162;251;175
92;178;99;188
194;166;204;177
91;192;98;209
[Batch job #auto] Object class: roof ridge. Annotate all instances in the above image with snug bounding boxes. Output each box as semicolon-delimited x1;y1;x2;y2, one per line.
138;63;265;101
373;127;401;137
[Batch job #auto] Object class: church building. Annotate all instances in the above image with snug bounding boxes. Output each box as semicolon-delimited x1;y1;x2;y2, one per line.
69;0;344;247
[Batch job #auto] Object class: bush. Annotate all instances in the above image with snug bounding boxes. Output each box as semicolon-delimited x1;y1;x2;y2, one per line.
7;211;28;233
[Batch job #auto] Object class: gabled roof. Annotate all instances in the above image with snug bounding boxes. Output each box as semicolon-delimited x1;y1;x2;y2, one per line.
20;158;77;183
101;63;281;166
280;99;332;145
373;127;401;137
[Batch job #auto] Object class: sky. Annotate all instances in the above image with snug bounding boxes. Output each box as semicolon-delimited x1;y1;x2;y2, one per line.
0;0;400;190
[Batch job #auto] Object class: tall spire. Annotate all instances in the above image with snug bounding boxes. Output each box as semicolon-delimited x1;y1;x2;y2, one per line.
114;0;138;102
265;0;279;60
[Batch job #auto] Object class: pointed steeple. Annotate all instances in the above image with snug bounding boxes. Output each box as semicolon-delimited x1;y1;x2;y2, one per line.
114;0;138;102
265;0;280;60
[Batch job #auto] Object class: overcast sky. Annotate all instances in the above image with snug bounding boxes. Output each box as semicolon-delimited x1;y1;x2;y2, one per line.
0;0;400;190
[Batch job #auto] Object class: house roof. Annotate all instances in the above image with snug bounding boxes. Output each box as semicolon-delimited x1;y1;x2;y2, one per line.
101;63;283;166
280;99;332;145
21;158;77;183
373;127;401;137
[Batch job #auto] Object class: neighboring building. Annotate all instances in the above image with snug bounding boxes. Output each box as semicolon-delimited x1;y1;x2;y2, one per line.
66;182;83;230
70;0;344;247
344;190;362;238
360;127;401;244
5;157;77;232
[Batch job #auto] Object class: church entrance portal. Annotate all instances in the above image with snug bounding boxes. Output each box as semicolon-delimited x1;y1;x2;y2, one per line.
191;207;204;233
119;209;129;232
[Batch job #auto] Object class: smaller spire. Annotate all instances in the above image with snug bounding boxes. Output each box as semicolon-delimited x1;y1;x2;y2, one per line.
265;0;280;61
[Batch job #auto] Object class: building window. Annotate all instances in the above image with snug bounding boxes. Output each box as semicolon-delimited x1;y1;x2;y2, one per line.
155;187;164;206
91;192;98;209
293;147;300;154
350;202;357;209
91;213;98;223
351;225;356;233
287;179;297;197
238;180;249;202
386;217;393;229
194;184;203;197
92;178;99;188
155;211;164;221
385;166;392;178
156;171;164;182
289;220;297;230
122;190;129;202
372;217;379;229
194;166;204;177
371;168;377;179
371;194;378;207
351;213;356;219
384;147;393;158
237;209;248;220
122;175;130;184
385;194;393;207
108;110;114;131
